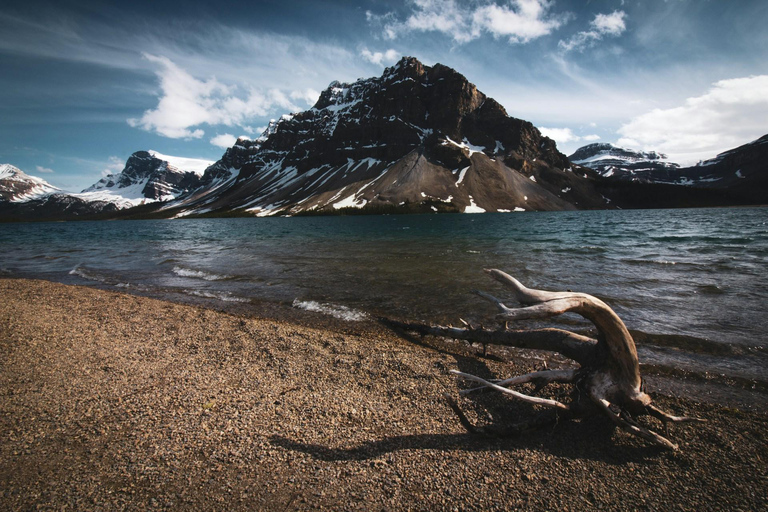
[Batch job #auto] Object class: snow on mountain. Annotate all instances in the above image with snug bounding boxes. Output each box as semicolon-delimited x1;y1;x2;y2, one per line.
0;164;60;202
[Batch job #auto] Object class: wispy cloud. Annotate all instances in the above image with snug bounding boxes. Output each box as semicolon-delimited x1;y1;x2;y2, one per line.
361;48;400;66
371;0;568;45
617;75;768;164
35;165;55;174
558;10;627;53
0;9;366;103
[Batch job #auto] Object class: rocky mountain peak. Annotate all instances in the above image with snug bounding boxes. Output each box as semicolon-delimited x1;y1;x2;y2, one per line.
81;151;208;204
158;56;606;217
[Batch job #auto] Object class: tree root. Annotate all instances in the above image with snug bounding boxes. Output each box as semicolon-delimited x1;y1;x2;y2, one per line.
394;269;704;450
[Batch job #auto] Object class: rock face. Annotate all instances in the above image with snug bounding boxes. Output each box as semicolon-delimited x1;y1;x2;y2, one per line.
166;57;608;217
82;151;207;205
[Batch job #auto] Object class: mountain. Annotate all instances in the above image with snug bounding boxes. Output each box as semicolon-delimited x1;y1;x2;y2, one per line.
160;56;609;217
79;150;213;208
588;135;768;208
0;164;60;202
568;143;680;181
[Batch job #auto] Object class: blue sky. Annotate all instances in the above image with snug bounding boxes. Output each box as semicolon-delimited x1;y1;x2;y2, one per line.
1;0;766;191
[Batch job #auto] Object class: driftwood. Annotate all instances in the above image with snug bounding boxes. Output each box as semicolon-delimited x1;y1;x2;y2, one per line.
390;269;703;450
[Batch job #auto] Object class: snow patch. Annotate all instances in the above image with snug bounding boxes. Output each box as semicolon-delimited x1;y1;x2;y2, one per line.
148;151;214;176
333;193;367;209
464;196;486;214
442;136;486;157
455;166;470;186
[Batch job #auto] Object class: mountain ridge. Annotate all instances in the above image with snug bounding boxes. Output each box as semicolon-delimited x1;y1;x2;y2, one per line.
2;57;766;221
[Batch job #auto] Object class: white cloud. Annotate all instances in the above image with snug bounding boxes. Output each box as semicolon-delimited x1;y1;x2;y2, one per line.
559;10;626;52
592;11;627;36
36;165;55;174
210;133;237;149
361;48;400;66
377;0;567;44
617;75;768;164
582;134;601;141
127;54;300;139
471;0;567;43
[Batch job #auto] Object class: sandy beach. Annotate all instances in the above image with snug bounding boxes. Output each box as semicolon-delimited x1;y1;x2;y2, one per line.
1;278;766;510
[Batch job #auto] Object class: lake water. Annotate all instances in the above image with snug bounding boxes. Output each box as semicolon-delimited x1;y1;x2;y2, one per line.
1;208;766;386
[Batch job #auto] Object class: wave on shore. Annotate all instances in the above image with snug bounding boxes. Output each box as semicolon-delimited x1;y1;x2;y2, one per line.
292;299;368;321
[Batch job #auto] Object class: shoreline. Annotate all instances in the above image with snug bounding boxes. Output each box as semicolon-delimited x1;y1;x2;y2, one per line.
1;279;766;510
49;277;768;411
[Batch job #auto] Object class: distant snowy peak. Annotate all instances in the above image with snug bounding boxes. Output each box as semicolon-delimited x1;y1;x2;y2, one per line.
80;150;210;207
0;164;60;202
573;134;768;197
569;143;679;176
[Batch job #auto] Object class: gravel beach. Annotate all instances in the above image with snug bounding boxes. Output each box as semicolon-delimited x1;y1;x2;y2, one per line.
1;279;766;511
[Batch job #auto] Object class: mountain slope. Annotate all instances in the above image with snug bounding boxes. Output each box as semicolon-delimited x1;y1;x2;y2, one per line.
162;57;609;217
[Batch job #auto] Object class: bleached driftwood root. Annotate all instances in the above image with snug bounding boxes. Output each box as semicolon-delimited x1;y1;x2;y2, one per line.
390;269;704;450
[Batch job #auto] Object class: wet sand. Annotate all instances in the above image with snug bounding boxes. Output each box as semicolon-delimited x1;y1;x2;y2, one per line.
1;279;766;510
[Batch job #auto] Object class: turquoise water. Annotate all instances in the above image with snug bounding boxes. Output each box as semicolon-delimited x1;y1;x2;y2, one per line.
2;208;766;382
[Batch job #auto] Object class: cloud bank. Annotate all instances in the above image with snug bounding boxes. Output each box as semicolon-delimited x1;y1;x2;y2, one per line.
617;75;768;164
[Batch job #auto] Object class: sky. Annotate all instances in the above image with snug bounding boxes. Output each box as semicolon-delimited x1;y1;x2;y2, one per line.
1;0;766;191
